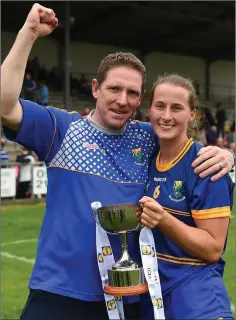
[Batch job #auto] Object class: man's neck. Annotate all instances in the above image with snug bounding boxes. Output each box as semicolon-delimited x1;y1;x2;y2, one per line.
88;110;126;135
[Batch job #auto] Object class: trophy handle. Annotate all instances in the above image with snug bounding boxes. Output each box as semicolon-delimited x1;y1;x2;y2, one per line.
91;201;103;227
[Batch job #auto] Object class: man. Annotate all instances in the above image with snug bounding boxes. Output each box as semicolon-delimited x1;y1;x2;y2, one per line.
1;4;234;320
35;80;49;106
16;148;35;198
23;72;36;101
80;106;91;117
215;101;227;139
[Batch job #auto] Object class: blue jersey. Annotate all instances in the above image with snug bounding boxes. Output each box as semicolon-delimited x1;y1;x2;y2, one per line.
146;138;234;295
4;99;157;302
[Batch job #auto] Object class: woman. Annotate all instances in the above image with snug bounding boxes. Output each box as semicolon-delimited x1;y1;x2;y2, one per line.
139;74;234;319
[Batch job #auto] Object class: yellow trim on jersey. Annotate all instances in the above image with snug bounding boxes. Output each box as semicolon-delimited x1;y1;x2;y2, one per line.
156;253;207;265
156;138;194;172
157;252;204;262
163;206;191;217
46;106;76;113
68;111;79;115
192;206;231;219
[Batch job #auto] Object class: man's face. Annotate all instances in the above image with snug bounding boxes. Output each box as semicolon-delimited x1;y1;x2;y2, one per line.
92;67;142;130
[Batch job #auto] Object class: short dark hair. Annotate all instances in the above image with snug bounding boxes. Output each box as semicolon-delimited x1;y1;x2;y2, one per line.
97;52;146;94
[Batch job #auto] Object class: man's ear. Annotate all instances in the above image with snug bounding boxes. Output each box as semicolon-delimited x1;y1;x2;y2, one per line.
140;89;146;102
92;79;99;99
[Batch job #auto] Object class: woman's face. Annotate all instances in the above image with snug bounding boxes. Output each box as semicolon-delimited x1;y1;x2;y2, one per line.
149;83;196;142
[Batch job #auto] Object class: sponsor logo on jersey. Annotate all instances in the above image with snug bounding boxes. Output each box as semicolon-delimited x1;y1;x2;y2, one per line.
102;246;112;256
83;142;105;154
107;299;116;310
154;177;166;182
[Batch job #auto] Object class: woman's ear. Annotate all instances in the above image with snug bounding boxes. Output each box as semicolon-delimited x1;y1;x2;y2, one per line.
190;109;196;122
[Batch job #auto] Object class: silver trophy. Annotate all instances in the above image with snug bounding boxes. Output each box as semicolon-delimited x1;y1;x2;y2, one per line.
91;202;148;296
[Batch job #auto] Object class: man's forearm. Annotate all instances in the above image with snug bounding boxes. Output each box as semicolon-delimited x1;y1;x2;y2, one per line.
1;27;36;116
158;213;221;263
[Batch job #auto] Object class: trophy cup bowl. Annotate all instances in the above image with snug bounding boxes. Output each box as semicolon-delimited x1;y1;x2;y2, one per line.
91;202;148;296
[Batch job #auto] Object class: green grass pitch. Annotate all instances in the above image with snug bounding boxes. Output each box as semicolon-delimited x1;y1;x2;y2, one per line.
1;196;235;319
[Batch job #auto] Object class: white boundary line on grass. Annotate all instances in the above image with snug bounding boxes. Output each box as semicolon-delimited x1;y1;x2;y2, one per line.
2;239;38;246
1;251;35;264
1;245;236;314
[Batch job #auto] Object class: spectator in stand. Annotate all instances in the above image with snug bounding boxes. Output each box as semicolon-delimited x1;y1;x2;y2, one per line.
204;106;218;145
36;80;49;106
23;72;36;101
80;106;91;117
26;56;40;80
196;122;207;146
216;136;225;149
38;65;48;82
193;79;200;96
31;56;40;80
1;137;9;163
228;119;235;153
47;66;62;90
215;102;227;138
16;148;35;198
78;73;92;96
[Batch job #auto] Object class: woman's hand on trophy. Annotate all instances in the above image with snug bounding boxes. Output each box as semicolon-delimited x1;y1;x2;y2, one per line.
136;206;142;223
139;196;168;228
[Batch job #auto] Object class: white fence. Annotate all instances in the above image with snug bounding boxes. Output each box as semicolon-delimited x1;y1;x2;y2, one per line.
1;162;47;198
1;162;235;199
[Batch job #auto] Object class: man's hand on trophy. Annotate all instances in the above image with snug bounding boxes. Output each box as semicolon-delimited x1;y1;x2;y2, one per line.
21;3;58;40
139;196;168;228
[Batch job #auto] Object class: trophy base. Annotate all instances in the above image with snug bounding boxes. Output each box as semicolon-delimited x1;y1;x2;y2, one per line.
105;267;147;296
104;283;148;296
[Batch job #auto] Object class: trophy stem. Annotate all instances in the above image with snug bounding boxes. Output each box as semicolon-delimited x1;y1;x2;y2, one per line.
112;233;138;269
106;232;148;294
121;233;128;250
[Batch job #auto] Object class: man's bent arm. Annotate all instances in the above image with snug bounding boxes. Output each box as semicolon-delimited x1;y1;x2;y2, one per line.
1;27;36;132
1;3;58;132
